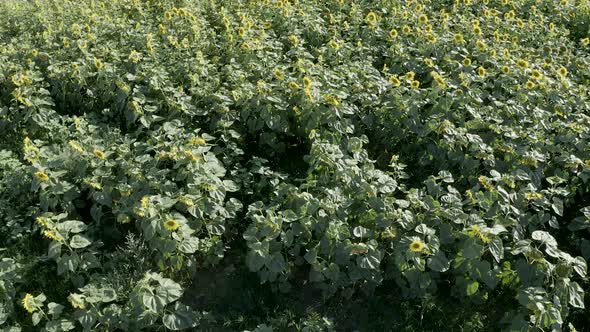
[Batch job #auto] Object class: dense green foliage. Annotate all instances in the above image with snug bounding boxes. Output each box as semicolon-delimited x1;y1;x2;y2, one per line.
1;0;589;330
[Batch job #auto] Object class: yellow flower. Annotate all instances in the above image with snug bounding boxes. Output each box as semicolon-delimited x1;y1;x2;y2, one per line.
581;38;589;46
328;39;340;49
22;294;35;313
476;40;486;51
35;171;49;182
418;14;428;24
409;240;425;253
389;76;401;87
366;12;377;26
516;59;529;69
406;71;416;81
389;29;398;39
93;149;106;160
557;67;568;77
463;58;472;67
454;33;465;44
141;196;150;209
501;66;510;74
163;218;180;231
94;58;104;70
410;80;420;89
273;68;285;80
477;66;486;78
189;137;207;145
67;293;86;309
43;230;63;242
424;58;434;67
425;34;437;43
402;25;412;34
531;69;543;80
68;140;84;153
288;35;299;46
303;76;312;89
324;95;340;106
289;81;300;90
525;80;535;89
473;26;482;35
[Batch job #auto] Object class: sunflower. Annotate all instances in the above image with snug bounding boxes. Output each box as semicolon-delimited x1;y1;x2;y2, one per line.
530;69;543;80
402;25;411;34
501;66;510;74
389;29;398;39
454;33;465;44
68;140;84;153
93;149;106;160
22;293;35;313
516;59;529;69
328;39;339;49
68;293;86;309
476;40;486;51
409;240;425;253
477;66;486;77
581;38;590;46
389;75;401;87
366;12;377;26
472;26;482;35
525;80;535;89
288;81;300;90
557;66;568;77
406;71;416;81
410;80;420;89
273;69;284;80
303;76;312;89
324;95;340;107
163;218;180;231
463;58;472;67
34;171;49;182
418;14;428;24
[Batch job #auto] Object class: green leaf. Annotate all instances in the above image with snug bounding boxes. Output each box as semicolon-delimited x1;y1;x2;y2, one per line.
531;230;557;247
59;220;87;233
162;304;197;330
427;251;449;272
568;281;585;309
70;235;92;249
489;237;504;263
47;302;64;318
466;281;479;296
573;257;587;278
266;253;285;273
551;198;564;216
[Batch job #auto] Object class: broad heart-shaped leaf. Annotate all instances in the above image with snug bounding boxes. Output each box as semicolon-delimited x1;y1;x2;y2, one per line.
162;304;197;330
568;281;585;309
357;251;381;270
156;278;183;304
32;311;43;326
70;235;92;249
573;257;587;278
43;318;76;332
265;253;285;273
59;220;87;233
489;237;504;263
427;251;449;272
47;302;64;318
178;237;199;254
143;289;168;313
551;197;564;216
531;230;557;247
246;251;266;272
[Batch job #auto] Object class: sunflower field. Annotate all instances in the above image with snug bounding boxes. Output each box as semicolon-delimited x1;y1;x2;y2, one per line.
0;0;589;331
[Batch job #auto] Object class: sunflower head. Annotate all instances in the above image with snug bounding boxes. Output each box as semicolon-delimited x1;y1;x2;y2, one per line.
366;12;377;26
418;14;428;24
453;33;464;44
516;59;529;69
477;66;486;78
68;293;86;309
409;240;425;253
410;80;420;89
531;69;543;80
389;29;398;39
557;67;568;77
402;25;411;34
93;149;106;160
406;71;416;81
525;80;535;89
389;75;401;87
463;58;472;67
163;218;180;231
34;171;49;182
502;66;510;74
303;76;312;89
22;293;35;313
